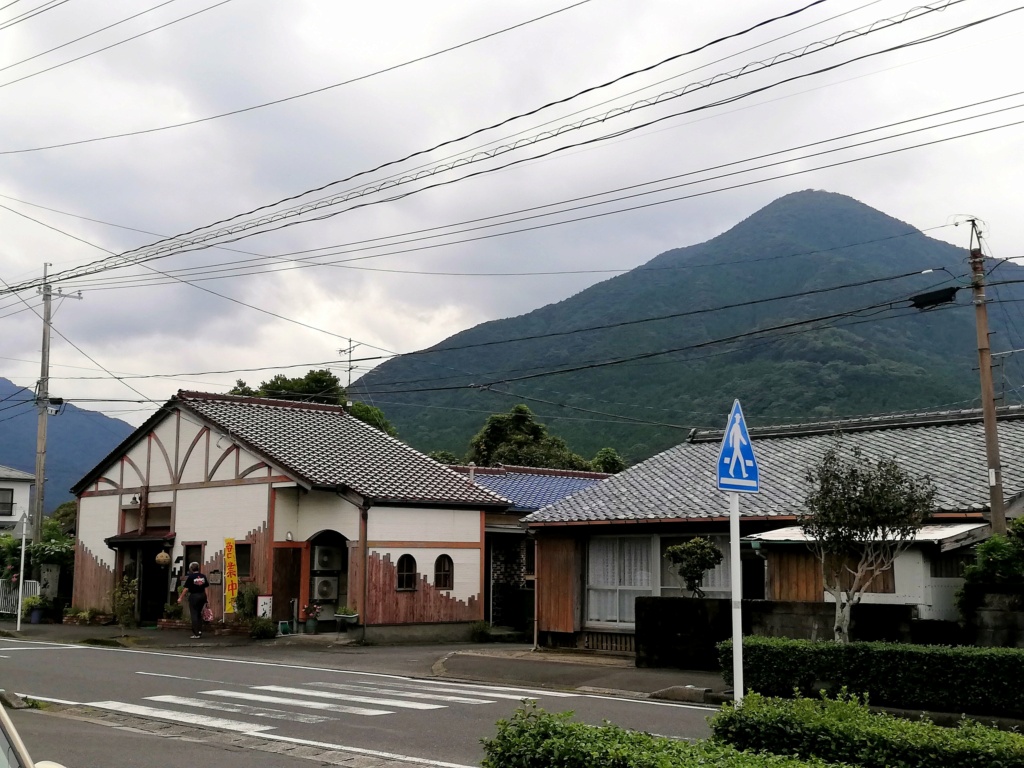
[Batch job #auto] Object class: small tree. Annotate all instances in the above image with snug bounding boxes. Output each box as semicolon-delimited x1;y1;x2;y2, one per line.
112;577;138;636
663;537;724;598
801;445;935;643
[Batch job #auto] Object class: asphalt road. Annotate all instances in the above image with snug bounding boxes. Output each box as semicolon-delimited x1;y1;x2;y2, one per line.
0;637;714;766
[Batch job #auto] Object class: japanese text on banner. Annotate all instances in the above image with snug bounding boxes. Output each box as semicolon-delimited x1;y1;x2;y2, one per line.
224;538;238;613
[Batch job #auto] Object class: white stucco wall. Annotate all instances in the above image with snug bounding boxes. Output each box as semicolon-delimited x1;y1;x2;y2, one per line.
273;487;300;542
177;417;207;484
78;495;120;568
173;483;269;561
372;546;481;602
368;507;479;543
293;490;359;542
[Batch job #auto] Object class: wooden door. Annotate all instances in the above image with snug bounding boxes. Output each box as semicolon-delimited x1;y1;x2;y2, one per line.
272;548;302;621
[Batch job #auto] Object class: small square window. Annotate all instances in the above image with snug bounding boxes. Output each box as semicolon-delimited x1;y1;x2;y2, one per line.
235;543;252;579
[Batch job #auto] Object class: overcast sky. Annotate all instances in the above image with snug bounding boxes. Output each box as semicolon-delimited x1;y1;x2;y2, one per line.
1;0;1022;427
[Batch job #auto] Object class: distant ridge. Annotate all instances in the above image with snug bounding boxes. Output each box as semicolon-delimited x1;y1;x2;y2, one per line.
353;190;1024;464
0;378;134;511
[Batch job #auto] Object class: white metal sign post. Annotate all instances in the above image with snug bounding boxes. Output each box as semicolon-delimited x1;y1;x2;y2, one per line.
716;400;760;704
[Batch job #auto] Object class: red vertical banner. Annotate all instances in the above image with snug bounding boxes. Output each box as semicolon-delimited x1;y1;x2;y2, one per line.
224;538;238;614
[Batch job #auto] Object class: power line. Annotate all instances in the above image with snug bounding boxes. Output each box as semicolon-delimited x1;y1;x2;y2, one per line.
0;0;823;157
0;0;70;31
57;0;962;278
0;0;234;88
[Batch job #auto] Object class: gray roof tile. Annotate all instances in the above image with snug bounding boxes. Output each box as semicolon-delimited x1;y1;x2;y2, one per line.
525;408;1024;524
172;392;509;507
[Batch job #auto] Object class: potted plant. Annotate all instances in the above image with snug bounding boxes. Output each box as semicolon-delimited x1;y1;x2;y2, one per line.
22;595;49;624
302;603;321;634
335;605;359;625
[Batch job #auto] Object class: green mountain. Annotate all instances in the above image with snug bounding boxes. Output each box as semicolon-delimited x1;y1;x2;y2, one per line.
0;378;134;512
351;190;1024;464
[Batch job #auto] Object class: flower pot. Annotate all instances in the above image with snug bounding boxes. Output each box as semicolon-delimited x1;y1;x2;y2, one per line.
29;608;42;625
340;613;359;625
304;618;318;635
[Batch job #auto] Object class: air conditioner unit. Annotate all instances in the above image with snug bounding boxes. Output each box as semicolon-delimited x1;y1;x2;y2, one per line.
314;576;339;601
314;546;342;571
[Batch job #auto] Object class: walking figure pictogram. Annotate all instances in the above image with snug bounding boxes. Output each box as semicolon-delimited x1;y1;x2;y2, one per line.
716;400;759;493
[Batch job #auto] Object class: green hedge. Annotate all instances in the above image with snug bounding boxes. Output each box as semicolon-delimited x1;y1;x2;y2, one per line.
711;693;1024;768
481;703;834;768
718;636;1024;717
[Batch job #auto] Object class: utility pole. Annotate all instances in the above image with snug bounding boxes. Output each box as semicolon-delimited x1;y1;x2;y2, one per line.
968;220;1007;535
32;264;53;548
31;265;79;551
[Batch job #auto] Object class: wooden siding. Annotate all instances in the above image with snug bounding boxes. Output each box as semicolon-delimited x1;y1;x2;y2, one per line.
364;552;479;624
72;542;114;612
537;538;577;633
767;550;894;601
203;524;270;620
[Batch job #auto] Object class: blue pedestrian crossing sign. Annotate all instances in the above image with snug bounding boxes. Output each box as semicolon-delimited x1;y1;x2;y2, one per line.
717;399;759;493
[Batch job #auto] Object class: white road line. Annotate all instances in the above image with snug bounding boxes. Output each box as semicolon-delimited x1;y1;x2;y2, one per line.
310;682;494;704
0;646;83;651
147;695;333;724
203;689;392;716
86;701;275;733
345;680;544;701
247;731;476;768
395;678;578;698
253;688;442;712
137;671;235;685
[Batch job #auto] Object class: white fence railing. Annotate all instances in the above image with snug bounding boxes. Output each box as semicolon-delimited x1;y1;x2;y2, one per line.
0;580;40;614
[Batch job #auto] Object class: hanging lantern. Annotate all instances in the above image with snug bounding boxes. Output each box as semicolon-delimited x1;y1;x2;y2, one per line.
155;551;171;567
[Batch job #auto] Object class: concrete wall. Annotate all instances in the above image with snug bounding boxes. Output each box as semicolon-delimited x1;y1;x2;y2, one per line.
973;592;1024;648
361;621;475;644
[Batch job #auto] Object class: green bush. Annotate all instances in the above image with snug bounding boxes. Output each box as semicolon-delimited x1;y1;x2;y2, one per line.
21;595;50;619
711;692;1024;768
719;636;1024;717
234;582;260;620
248;617;277;639
470;620;492;643
481;703;833;768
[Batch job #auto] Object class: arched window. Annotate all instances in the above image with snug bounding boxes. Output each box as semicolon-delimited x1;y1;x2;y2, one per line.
397;554;417;590
434;555;454;590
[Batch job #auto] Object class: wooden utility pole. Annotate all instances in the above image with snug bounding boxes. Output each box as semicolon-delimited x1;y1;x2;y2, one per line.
31;264;53;547
968;221;1007;535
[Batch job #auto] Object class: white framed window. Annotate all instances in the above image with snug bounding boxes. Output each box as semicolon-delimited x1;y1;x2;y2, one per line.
586;537;654;627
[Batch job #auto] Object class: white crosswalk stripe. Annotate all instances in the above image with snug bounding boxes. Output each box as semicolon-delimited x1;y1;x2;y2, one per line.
254;685;446;710
86;701;275;733
203;689;393;716
310;682;494;704
408;679;578;698
147;694;334;723
345;679;577;700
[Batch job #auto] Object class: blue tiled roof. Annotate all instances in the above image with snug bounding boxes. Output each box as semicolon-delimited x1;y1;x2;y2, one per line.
472;470;606;512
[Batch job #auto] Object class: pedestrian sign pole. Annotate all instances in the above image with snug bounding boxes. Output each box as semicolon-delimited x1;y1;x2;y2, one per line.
716;399;760;703
14;513;27;633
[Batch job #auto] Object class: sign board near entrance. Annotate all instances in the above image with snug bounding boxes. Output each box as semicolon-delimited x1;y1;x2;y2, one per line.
224;538;239;613
257;594;272;619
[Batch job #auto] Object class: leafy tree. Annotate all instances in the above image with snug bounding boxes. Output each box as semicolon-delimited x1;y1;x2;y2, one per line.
591;447;626;474
50;501;77;532
664;537;724;597
801;444;934;643
230;369;342;404
468;405;591;470
428;450;462;465
347;401;398;437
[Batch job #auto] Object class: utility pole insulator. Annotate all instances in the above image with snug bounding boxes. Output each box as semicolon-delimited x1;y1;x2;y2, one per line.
968;236;1008;535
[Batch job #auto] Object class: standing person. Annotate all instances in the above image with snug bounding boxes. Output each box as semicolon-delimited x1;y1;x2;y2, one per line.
182;562;208;639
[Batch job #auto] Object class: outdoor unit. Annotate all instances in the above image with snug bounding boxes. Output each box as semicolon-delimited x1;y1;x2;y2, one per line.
314;545;342;571
314;576;339;600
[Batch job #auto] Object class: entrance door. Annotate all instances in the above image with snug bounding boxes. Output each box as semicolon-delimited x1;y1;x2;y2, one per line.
272;548;302;622
138;547;171;623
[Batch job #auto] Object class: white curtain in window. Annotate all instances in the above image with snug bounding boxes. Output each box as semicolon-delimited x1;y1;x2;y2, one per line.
588;589;617;622
588;538;618;587
620;538;651;588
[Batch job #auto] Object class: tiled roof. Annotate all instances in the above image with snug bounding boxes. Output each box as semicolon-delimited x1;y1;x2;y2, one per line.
110;392;508;507
0;465;33;482
746;523;988;548
450;465;608;512
525;408;1024;524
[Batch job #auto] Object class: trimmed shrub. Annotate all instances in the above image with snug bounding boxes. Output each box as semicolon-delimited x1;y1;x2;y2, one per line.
719;636;1024;717
481;702;834;768
711;693;1024;768
248;617;277;639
